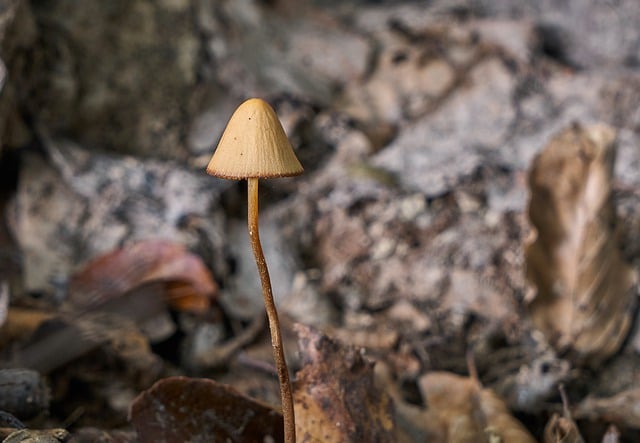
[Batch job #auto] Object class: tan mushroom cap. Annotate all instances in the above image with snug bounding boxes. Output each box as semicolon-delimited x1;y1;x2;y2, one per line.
206;98;304;180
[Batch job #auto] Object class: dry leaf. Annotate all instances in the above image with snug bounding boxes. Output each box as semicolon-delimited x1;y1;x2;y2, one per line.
573;388;640;429
419;372;536;443
129;376;283;443
543;385;584;443
544;414;584;443
7;283;168;374
525;123;638;364
293;324;396;443
68;239;217;313
374;362;446;443
0;307;56;348
2;428;69;443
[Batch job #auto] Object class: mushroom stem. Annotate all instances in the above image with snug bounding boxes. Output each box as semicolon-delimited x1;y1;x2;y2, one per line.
247;177;296;443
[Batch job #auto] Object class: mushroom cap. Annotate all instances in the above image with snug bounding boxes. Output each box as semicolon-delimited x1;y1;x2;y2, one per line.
206;98;304;179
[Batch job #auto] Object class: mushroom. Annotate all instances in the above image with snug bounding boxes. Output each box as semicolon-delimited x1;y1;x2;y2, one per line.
206;98;302;443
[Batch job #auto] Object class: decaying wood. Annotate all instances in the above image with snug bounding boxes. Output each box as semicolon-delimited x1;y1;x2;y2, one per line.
525;123;638;364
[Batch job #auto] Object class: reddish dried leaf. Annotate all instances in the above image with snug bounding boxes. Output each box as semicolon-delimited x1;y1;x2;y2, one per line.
526;123;637;364
419;372;536;443
129;376;283;443
293;324;395;443
69;240;217;313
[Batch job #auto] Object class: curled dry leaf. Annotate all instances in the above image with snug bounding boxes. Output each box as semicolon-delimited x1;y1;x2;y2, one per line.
2;429;70;443
543;414;584;443
293;324;395;443
573;388;640;429
525;123;638;364
543;386;584;443
2;428;70;443
129;376;283;443
68;239;217;313
419;372;536;443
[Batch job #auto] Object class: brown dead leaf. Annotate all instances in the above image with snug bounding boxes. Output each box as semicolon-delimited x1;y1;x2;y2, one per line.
573;388;640;429
68;239;217;313
544;414;584;443
7;283;167;375
0;307;56;348
293;324;396;443
2;428;70;443
525;123;638;364
543;386;584;443
419;372;536;443
129;376;283;443
374;362;446;443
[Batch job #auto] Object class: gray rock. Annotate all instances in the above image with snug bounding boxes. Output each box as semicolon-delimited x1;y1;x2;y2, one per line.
372;59;515;195
9;138;228;294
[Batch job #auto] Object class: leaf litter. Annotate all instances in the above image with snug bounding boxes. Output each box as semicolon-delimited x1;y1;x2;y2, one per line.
1;1;640;441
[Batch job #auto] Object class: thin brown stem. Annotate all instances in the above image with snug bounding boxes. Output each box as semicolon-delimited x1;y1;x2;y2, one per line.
247;177;295;443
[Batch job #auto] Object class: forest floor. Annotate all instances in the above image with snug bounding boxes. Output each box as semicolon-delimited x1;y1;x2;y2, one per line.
1;1;640;442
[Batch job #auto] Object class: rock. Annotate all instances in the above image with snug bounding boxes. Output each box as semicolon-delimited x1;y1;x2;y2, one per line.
372;58;515;195
212;0;372;103
9;138;228;294
23;0;204;158
0;0;37;154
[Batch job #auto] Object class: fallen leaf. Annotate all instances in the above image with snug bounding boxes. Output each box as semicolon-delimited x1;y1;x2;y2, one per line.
7;283;167;375
525;123;638;364
68;239;217;313
419;372;537;443
129;376;283;443
573;388;640;429
544;414;584;443
293;324;396;443
374;362;446;443
2;428;69;443
0;307;56;349
543;385;584;443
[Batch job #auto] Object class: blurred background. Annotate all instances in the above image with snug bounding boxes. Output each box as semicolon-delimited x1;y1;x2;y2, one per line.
0;0;640;441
